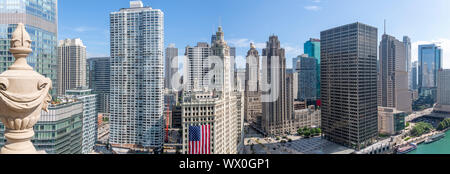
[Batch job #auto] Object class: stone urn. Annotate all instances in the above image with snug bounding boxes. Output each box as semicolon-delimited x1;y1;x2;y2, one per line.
0;23;52;154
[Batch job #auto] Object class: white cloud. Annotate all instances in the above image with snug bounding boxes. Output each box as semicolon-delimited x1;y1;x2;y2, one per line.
73;26;97;33
411;38;450;69
281;44;302;58
227;38;265;49
304;5;321;11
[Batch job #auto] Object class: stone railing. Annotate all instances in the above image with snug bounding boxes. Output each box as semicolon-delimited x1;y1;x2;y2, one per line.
0;23;52;154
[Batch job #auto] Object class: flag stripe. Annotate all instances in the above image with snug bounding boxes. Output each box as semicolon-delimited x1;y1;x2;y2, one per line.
188;124;210;154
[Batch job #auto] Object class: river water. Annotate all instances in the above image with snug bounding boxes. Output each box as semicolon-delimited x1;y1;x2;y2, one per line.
408;130;450;154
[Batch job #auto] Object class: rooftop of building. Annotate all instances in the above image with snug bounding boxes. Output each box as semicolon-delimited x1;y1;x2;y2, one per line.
50;97;81;107
321;22;377;33
65;86;93;93
378;106;406;114
114;1;162;13
182;90;222;103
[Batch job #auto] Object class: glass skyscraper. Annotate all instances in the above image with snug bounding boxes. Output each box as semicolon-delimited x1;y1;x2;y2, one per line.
304;38;321;98
0;0;58;95
296;55;317;101
88;57;111;114
418;44;442;98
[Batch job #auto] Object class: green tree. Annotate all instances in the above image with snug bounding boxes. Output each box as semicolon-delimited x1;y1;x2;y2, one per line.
303;127;308;132
316;128;322;134
411;122;433;137
303;129;311;138
297;128;303;136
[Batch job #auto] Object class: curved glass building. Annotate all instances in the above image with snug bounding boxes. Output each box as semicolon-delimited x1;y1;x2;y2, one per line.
0;0;58;96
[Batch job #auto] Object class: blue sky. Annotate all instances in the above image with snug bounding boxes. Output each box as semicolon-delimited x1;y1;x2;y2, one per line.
59;0;450;69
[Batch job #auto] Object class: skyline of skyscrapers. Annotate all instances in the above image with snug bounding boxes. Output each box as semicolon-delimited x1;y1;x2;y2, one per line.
0;0;449;155
378;34;412;113
109;1;165;149
181;27;241;154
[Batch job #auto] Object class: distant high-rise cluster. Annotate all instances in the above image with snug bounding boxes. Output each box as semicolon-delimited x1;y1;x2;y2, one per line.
181;27;242;154
1;0;447;155
378;34;412;113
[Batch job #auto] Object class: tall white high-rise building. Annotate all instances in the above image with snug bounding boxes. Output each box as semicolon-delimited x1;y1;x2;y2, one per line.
184;42;211;91
109;1;164;149
57;38;86;96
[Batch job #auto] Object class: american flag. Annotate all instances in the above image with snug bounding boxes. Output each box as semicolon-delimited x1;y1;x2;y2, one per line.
189;124;210;154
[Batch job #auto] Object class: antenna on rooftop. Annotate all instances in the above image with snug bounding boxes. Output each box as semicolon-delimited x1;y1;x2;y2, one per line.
384;19;386;35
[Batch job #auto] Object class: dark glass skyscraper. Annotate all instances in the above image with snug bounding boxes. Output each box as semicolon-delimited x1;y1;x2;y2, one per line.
294;54;317;101
304;38;321;98
0;0;58;95
87;57;110;114
321;22;378;150
418;44;442;99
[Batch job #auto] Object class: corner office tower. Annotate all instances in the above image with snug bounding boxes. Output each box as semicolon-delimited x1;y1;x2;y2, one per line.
321;22;378;150
109;1;165;149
